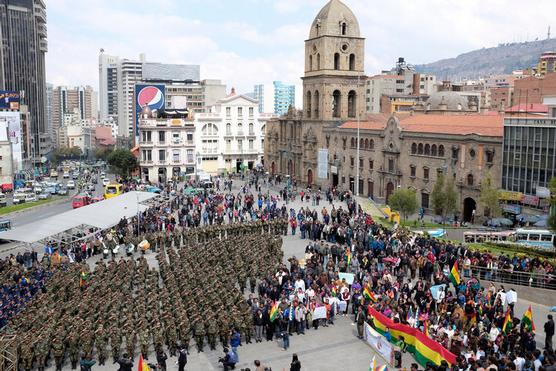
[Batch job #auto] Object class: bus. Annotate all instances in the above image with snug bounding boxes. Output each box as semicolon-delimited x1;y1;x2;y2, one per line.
515;229;556;250
104;183;123;199
463;230;515;244
0;219;11;232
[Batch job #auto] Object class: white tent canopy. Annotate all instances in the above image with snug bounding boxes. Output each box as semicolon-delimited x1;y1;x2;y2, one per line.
0;191;158;244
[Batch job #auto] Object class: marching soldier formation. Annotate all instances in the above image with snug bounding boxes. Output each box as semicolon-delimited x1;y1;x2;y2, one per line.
2;220;286;370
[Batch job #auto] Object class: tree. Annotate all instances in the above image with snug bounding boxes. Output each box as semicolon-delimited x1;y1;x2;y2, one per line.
430;173;446;216
444;177;458;220
95;147;113;161
107;148;137;178
479;174;501;219
389;188;418;221
548;177;556;232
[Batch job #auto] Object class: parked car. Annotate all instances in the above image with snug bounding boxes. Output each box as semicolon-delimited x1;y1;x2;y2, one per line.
63;172;70;179
50;170;58;178
90;196;104;204
13;193;26;204
33;186;43;194
24;194;37;203
145;186;162;194
0;193;6;207
57;187;68;196
100;172;106;179
38;192;51;200
67;180;75;190
0;219;11;232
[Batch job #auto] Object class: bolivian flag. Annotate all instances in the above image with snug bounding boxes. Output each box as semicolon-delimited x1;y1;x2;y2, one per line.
363;286;377;303
346;249;351;266
449;261;461;286
138;354;150;371
269;301;280;322
521;305;535;332
79;271;88;288
502;310;512;334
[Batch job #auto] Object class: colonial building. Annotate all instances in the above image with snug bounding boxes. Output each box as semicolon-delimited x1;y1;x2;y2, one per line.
195;89;270;175
265;0;365;184
324;113;503;222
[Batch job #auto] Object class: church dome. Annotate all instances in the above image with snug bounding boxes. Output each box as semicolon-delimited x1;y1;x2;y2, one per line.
426;91;473;111
309;0;360;39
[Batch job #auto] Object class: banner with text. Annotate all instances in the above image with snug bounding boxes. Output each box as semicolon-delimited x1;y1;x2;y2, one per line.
364;322;393;364
317;149;328;179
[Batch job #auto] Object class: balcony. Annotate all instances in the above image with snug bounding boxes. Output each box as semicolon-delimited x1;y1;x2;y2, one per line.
247;131;256;138
140;141;153;147
170;139;183;146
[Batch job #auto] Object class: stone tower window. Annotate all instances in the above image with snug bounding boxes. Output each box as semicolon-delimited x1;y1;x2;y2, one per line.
333;90;341;117
317;53;321;70
306;91;312;118
334;53;340;70
349;54;355;71
467;174;474;186
309;55;313;71
341;22;347;35
314;90;320;118
438;145;445;157
348;90;357;118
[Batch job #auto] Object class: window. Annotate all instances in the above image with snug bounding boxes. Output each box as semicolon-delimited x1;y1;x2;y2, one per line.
431;144;437;157
237;123;243;135
314;90;320;118
342;138;346;150
364;138;369;149
226;140;231;151
238;140;243;151
348;90;356;118
411;143;417;154
369;160;374;170
141;150;152;161
418;143;423;155
226;123;232;135
369;139;374;150
141;130;152;143
334;53;340;70
359;158;363;168
309;55;313;71
248;123;254;135
388;159;394;173
249;139;254;150
186;133;193;142
438;145;445;157
333;90;341;117
424;144;430;156
202;123;218;136
306;91;312;118
172;150;180;163
349;54;355;71
351;137;355;148
486;150;494;163
350;157;354;166
421;192;429;209
423;167;429;180
410;165;416;177
158;150;166;162
249;107;254;116
158;131;165;143
186;149;194;163
226;107;231;116
238;107;243;116
341;22;347;35
317;53;321;69
467;174;474;186
469;148;476;158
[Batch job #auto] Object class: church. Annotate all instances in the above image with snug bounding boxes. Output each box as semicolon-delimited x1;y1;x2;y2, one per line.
264;0;503;222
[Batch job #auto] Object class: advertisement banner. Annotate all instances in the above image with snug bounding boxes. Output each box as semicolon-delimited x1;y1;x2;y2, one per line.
0;112;22;171
502;204;521;215
318;149;328;179
536;186;550;199
364;323;393;364
498;191;522;201
134;84;166;137
0;91;20;110
521;194;540;207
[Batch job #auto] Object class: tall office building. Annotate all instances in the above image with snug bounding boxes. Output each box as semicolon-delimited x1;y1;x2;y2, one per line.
119;56;144;137
0;0;49;161
98;53;121;127
253;81;296;115
51;85;94;147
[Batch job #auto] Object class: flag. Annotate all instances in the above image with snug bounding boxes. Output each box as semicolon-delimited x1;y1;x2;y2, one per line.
369;355;376;371
424;320;430;338
269;302;279;322
449;261;461;286
407;307;413;323
414;307;420;328
79;271;88;288
346;249;351;266
331;286;338;297
375;365;389;371
521;305;535;332
138;354;150;371
363;286;377;303
502;310;512;334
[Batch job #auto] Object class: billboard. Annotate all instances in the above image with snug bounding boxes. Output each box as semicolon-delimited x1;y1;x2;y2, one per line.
318;148;328;179
134;84;165;137
0;112;23;171
0;91;20;110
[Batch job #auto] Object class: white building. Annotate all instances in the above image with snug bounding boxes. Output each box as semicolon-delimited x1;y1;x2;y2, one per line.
195;90;272;175
119;56;145;138
0;122;14;189
138;110;196;183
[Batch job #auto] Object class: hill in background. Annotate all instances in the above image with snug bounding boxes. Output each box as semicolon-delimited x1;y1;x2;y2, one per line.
415;39;556;80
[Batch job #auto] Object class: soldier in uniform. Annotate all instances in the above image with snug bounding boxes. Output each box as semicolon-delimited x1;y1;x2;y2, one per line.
194;318;206;352
52;335;65;371
207;317;218;350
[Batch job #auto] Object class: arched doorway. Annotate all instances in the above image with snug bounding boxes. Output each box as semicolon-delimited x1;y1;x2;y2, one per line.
287;159;293;177
463;198;476;223
307;169;313;186
271;161;275;175
385;182;394;204
158;168;167;184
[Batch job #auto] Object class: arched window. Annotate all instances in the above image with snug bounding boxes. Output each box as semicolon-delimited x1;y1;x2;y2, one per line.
351;137;355;148
334;53;340;70
317;53;321;70
424;143;430;156
260;124;266;135
248;123;254;135
333;90;341;117
314;90;320;118
226;123;231;135
360;138;364;149
347;90;356;118
411;143;417;154
370;139;374;150
418;143;423;155
237;123;243;135
309;55;313;71
306;91;312;118
431;144;437;156
341;22;347;35
438;145;445;157
349;54;355;71
467;174;474;186
202;123;218;136
364;138;369;149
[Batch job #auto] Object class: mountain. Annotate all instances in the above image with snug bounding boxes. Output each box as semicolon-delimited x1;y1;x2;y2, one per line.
415;38;556;80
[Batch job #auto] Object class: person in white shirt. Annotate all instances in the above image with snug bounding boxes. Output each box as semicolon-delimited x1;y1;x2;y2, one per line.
513;353;525;371
294;277;305;292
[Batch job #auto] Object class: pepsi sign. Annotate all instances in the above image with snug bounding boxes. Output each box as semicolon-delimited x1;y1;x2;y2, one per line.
134;84;166;136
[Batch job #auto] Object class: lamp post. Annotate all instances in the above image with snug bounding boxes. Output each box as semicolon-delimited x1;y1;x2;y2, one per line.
355;73;361;197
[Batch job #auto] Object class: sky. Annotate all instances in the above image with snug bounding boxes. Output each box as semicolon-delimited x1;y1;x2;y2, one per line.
46;0;556;94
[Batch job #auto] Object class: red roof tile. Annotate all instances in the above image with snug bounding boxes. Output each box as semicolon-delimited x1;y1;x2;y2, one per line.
505;103;548;113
